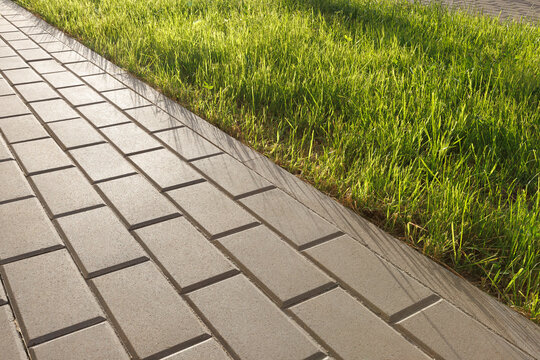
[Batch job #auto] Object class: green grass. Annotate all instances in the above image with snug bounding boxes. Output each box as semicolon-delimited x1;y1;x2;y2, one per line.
18;0;540;320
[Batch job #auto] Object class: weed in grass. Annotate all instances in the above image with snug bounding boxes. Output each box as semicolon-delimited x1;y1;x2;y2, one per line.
17;0;540;321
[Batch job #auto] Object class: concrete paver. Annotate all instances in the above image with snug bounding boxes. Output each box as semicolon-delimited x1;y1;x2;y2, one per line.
218;226;335;307
82;73;124;92
28;58;64;74
3;67;40;84
0;305;27;360
0;249;105;346
188;275;322;360
0;136;13;161
91;261;210;360
29;322;130;360
56;206;148;278
43;70;83;88
102;88;150;109
289;287;431;360
0;197;64;264
100;122;162;155
125;105;183;132
97;174;180;229
39;41;70;53
47;117;105;150
31;167;104;218
0;94;29;118
18;47;50;61
0;114;48;143
65;61;103;76
0;77;14;94
167;181;259;239
77;102;131;128
15;81;59;102
59;85;104;106
0;55;28;70
163;339;231;360
0;280;7;305
155;127;222;161
51;50;85;64
0;160;33;203
29;98;79;122
135;217;238;292
11;137;72;175
69;142;136;183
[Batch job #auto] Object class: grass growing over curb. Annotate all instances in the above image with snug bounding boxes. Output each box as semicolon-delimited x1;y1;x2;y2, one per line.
17;0;540;320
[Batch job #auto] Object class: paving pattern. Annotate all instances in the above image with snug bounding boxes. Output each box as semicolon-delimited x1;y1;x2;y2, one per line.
0;0;539;359
420;0;539;21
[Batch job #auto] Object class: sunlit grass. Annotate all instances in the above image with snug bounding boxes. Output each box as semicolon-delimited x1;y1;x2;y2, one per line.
18;0;540;320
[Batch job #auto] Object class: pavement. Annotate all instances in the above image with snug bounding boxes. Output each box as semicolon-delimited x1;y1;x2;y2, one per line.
0;0;539;359
420;0;539;21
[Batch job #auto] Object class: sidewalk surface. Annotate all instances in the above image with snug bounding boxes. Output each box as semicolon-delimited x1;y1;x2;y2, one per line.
0;1;539;359
420;0;539;21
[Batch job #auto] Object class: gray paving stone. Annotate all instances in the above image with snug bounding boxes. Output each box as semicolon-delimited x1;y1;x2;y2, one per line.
125;105;183;132
305;235;435;321
20;26;45;35
69;142;136;183
219;226;335;307
51;50;86;64
0;160;33;203
56;206;148;278
0;77;14;95
100;122;162;155
0;280;7;305
1;250;105;346
155;127;222;161
47;117;105;150
0;55;28;70
0;305;27;360
39;41;70;53
15;81;59;102
0;23;17;33
1;32;28;41
97;174;180;229
240;189;342;249
12;137;72;175
188;275;321;360
91;261;209;359
82;73;124;92
0;94;30;118
65;61;103;76
58;85;104;106
77;102;131;128
192;153;274;199
43;71;83;88
129;148;203;191
290;287;431;360
2;67;41;84
163;339;231;360
0;45;16;57
0;137;13;161
29;322;130;360
0;197;63;264
31;167;104;218
135;217;237;292
0;114;48;143
29;59;64;74
8;38;37;50
29;33;56;43
18;47;51;61
168;182;259;239
102;88;150;109
29;98;79;122
395;300;533;360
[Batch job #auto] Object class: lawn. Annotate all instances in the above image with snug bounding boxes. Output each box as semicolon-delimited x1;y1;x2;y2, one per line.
17;0;540;320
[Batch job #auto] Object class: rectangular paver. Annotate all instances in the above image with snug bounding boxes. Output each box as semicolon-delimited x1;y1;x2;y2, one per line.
125;106;183;132
18;47;51;61
129;148;204;191
168;182;259;239
77;102;131;128
82;73;124;92
289;287;431;360
52;50;86;64
29;59;64;74
47;117;105;150
59;85;104;106
155;127;222;161
0;114;49;143
91;261;210;359
12;137;73;175
135;217;237;292
0;305;27;360
164;339;231;360
219;226;335;307
29;322;130;360
31;167;104;218
69;142;137;183
3;67;40;84
305;235;436;321
29;98;79;122
1;250;105;346
100;122;162;156
15;81;59;102
102;88;150;109
0;56;28;70
0;46;16;58
56;206;148;278
0;197;64;264
8;38;37;50
39;41;71;53
395;300;533;360
0;160;33;203
0;77;15;95
188;275;321;359
192;153;274;199
43;71;83;88
65;61;104;76
29;33;56;43
0;137;13;161
0;94;30;118
240;188;342;249
97;174;180;229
